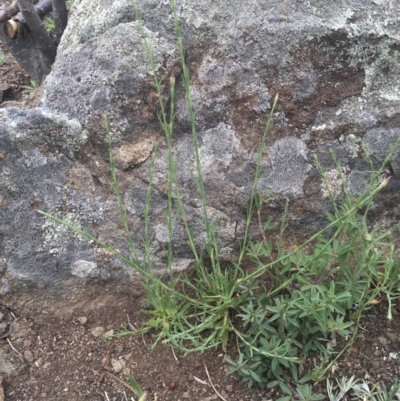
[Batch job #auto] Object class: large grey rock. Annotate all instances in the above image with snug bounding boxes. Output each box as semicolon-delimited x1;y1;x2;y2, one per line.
1;0;400;298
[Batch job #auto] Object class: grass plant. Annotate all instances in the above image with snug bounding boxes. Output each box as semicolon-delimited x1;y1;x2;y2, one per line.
44;17;56;33
0;50;5;66
38;0;400;392
22;78;42;93
107;372;146;401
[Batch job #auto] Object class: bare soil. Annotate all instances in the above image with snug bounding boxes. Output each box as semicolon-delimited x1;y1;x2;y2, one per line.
2;285;400;401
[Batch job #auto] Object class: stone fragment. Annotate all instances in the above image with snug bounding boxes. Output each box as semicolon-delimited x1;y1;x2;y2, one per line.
0;350;17;375
9;321;31;340
71;260;99;279
386;332;398;342
23;350;34;363
378;336;388;346
114;139;154;170
77;316;88;325
90;326;105;337
111;358;125;373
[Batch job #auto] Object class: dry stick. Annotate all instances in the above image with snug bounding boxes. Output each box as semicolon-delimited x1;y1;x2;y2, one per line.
193;376;209;386
141;333;150;349
7;337;22;357
14;0;52;23
170;346;178;362
17;0;56;74
126;314;136;331
204;363;227;401
0;0;39;23
3;0;53;38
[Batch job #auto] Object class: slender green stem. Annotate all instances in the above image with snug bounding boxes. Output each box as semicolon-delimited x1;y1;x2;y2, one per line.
238;94;279;265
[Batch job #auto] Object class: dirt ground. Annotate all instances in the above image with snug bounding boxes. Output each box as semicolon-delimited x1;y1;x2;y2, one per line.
2;282;400;401
2;3;400;401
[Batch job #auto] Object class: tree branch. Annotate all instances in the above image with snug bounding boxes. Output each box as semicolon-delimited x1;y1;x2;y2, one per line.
16;0;53;23
0;0;39;23
17;0;57;75
52;0;67;44
3;0;52;38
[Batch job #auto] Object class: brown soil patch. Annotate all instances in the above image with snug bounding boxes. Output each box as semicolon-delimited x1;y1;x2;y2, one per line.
2;285;400;401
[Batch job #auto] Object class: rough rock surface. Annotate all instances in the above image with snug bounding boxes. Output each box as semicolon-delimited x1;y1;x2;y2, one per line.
1;0;400;297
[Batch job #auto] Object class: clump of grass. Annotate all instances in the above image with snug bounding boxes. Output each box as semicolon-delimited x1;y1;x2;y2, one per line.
107;372;146;401
21;78;43;93
271;376;400;401
38;0;400;392
44;17;56;33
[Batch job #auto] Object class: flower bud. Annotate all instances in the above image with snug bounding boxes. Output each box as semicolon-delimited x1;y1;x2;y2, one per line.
170;72;175;87
377;176;391;190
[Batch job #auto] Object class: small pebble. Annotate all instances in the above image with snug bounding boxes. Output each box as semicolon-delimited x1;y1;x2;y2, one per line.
226;384;233;393
77;316;87;325
91;326;105;337
23;350;34;363
386;332;398;342
378;336;388;346
111;358;125;373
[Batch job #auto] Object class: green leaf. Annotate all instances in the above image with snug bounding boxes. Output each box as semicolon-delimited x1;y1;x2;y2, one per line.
276;397;291;401
279;381;293;396
268;380;280;388
298;374;313;383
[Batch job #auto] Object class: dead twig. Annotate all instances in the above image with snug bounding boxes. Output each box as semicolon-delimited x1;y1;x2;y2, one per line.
7;337;22;357
170;345;179;362
126;314;136;331
204;363;227;401
142;333;150;349
193;375;209;386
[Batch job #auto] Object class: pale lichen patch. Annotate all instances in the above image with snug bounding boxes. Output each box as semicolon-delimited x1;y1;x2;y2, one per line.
321;169;343;199
41;211;89;256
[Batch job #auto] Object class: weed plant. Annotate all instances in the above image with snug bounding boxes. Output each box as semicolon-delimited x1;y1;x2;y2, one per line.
44;17;56;33
22;78;42;93
39;0;400;392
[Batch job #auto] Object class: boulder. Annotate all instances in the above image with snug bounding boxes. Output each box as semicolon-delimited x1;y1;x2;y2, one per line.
1;0;400;304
